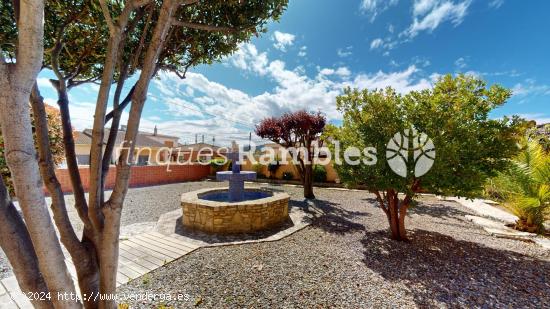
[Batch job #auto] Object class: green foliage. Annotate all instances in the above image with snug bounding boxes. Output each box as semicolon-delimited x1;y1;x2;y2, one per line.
532;124;550;153
327;74;523;198
253;163;266;178
210;158;227;171
1;0;289;87
313;165;327;183
282;171;293;181
487;138;550;233
0;105;64;196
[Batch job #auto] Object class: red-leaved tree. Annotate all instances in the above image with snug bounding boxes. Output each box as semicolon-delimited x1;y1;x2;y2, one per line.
256;110;326;199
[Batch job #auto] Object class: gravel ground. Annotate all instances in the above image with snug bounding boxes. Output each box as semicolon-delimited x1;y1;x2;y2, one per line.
0;247;10;280
117;183;550;308
2;181;549;307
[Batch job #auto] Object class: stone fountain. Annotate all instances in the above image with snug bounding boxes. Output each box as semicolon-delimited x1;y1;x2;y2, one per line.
214;152;258;202
181;146;290;234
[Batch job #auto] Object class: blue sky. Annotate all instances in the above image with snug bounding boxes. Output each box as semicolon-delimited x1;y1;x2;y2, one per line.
37;0;550;146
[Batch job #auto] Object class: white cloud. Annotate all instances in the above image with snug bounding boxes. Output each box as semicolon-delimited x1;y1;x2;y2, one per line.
512;80;550;97
298;46;307;57
157;43;434;144
337;46;353;58
370;37;398;53
413;0;439;16
319;67;351;78
335;67;352;77
488;0;504;9
345;65;432;94
319;68;335;75
404;0;471;38
454;57;467;69
360;0;399;22
412;56;431;67
370;38;384;50
272;31;295;52
227;43;269;75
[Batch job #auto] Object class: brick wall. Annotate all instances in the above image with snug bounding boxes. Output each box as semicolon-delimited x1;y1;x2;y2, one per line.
50;164;210;194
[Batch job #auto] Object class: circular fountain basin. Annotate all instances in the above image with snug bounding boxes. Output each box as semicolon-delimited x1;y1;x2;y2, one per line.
181;187;290;234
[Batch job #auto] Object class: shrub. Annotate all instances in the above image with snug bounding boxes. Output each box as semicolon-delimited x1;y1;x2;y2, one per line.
209;158;227;171
282;171;294;181
313;165;327;183
253;163;266;178
488;138;550;233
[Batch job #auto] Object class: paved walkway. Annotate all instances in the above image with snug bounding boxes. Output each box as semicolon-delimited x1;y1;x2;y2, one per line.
440;196;518;223
443;196;550;250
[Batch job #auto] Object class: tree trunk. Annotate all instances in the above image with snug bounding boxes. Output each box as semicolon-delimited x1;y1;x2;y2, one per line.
0;177;54;309
385;190;408;241
32;84;100;308
97;1;178;308
0;1;80;306
303;163;315;199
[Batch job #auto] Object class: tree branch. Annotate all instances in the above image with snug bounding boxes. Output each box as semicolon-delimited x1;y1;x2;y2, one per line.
30;83;88;258
105;85;135;123
51;80;91;229
99;0;116;35
130;3;153;73
172;20;241;33
372;190;389;216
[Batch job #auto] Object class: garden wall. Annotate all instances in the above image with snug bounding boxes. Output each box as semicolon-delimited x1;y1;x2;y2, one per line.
50;164;211;194
240;159;340;182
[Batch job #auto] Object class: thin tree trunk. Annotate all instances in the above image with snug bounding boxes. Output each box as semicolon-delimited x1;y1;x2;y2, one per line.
57;89;91;227
383;190;410;241
32;84;100;309
97;1;178;307
0;177;53;309
0;1;80;306
303;163;315;199
387;190;401;240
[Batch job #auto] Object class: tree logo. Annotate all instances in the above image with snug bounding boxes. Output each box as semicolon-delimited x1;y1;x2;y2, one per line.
386;128;436;178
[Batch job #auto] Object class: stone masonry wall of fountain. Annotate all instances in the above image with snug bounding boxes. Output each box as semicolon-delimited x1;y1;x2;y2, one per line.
181;188;290;233
181;149;290;234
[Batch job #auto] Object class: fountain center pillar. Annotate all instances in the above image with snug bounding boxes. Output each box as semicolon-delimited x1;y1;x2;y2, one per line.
216;151;256;202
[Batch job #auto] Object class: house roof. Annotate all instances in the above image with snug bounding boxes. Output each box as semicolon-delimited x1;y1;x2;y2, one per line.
178;143;227;153
76;128;167;148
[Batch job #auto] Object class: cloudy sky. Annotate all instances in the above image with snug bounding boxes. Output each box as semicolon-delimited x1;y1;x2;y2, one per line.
36;0;550;146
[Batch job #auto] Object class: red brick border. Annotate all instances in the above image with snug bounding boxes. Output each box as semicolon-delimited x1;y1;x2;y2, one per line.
49;165;210;194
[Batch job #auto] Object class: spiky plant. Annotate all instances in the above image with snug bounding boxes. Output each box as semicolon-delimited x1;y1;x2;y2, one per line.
491;138;550;233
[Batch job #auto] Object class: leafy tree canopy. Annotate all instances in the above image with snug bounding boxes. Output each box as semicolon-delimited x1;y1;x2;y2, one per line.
0;0;288;86
327;74;524;199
